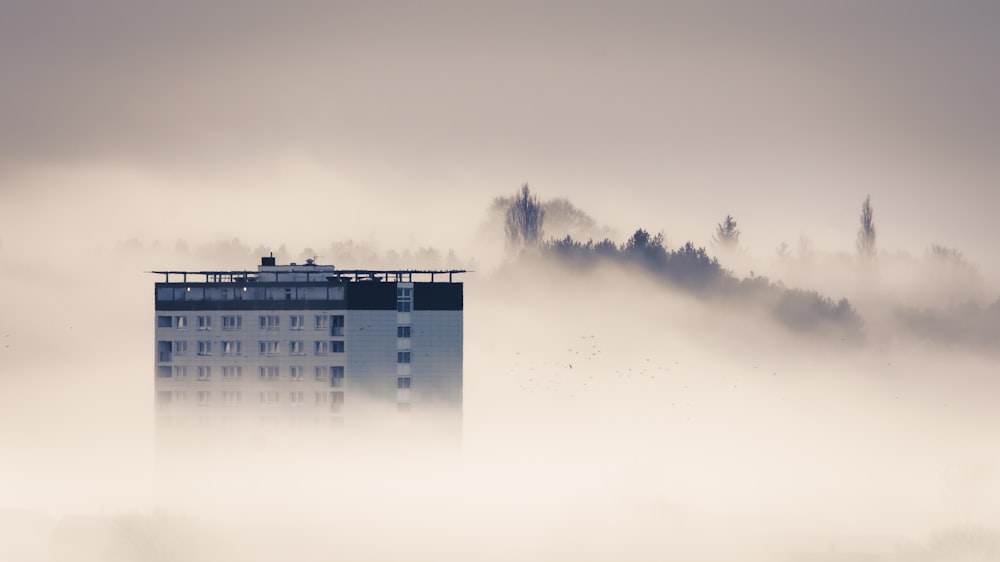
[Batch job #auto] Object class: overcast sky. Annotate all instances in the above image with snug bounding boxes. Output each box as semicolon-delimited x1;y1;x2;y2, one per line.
2;0;999;266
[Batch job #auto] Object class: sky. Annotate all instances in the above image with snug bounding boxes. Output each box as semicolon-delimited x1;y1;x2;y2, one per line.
2;0;1000;265
2;2;1000;560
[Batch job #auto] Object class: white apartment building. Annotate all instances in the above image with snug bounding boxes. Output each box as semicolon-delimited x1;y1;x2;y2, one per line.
153;256;463;430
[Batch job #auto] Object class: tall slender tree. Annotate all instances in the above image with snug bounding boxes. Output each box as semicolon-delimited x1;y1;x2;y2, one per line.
504;184;545;250
856;195;876;262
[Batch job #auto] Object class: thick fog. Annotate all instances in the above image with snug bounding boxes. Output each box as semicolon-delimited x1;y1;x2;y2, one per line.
3;1;1000;560
3;192;999;560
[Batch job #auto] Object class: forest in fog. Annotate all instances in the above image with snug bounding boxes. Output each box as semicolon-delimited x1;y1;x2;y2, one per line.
1;185;999;562
109;184;999;355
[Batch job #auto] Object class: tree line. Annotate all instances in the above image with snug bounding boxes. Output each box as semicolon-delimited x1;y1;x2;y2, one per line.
505;183;880;262
500;184;1000;353
501;184;863;341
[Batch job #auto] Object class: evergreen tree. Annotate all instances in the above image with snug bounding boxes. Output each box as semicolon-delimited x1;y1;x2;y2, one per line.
714;215;741;250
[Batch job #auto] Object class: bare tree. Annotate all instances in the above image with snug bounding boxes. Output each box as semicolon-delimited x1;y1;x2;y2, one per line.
856;195;876;262
776;241;790;260
713;214;741;250
504;184;545;250
797;234;814;261
927;244;969;268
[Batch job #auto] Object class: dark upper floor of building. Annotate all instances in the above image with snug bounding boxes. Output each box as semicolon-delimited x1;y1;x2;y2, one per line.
154;256;464;312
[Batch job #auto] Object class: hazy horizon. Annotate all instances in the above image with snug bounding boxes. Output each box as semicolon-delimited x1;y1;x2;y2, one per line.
2;1;999;560
3;1;1000;268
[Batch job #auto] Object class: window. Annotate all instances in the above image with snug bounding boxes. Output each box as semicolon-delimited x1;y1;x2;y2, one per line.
157;366;172;378
173;366;187;379
331;341;345;353
222;366;242;380
174;391;187;403
157;341;172;362
259;315;279;330
397;288;412;312
222;391;242;405
157;316;172;328
259;341;280;355
197;366;211;381
260;391;279;405
330;315;345;336
289;391;304;406
397;326;411;338
259;366;280;380
172;340;188;356
197;391;211;405
174;316;188;329
222;341;240;356
197;315;212;330
290;340;305;355
397;376;411;389
331;366;344;388
331;391;344;413
397;351;411;364
290;366;304;381
314;366;328;382
315;315;329;330
314;391;329;406
222;315;242;330
197;341;212;356
290;315;304;330
314;341;328;355
156;391;172;406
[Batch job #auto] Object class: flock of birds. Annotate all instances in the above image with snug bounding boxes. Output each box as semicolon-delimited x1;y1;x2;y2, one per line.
500;329;821;424
510;333;690;401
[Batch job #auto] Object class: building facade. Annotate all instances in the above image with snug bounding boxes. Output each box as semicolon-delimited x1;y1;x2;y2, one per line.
153;257;463;430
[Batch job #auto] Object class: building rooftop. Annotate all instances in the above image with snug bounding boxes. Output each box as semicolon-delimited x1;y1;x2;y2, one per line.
152;256;468;284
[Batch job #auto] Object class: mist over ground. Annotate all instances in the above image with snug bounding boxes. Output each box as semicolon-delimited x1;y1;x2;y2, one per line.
2;191;999;560
3;0;1000;559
